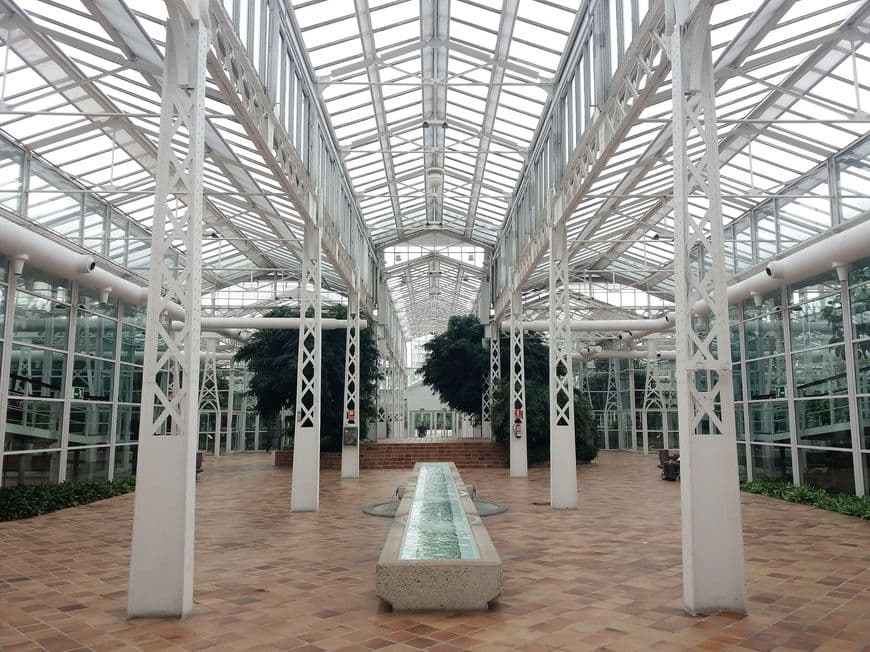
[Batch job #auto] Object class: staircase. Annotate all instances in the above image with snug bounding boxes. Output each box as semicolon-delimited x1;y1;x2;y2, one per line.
360;440;508;470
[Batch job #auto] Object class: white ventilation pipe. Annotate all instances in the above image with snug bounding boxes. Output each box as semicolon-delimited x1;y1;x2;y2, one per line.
512;312;674;332
0;216;246;340
171;317;369;331
694;216;870;315
0;215;146;306
572;350;677;361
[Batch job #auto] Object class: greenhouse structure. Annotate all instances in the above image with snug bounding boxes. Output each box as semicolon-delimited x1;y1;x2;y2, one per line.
0;0;868;643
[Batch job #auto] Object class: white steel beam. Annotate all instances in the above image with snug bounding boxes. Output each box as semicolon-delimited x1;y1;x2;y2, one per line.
548;217;577;508
127;0;208;618
341;275;361;477
493;2;669;318
462;0;519;239
291;214;323;511
509;289;528;476
667;0;746;615
354;0;404;239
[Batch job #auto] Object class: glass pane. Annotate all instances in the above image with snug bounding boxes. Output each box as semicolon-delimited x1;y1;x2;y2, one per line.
113;445;137;478
118;364;143;404
858;396;870;450
792;346;847;398
9;345;66;398
72;356;114;401
743;313;784;359
1;451;61;486
78;285;119;318
748;401;789;444
14;292;69;349
852;284;870;341
5;399;64;450
120;324;145;363
75;310;118;359
799;448;855;493
116;405;140;443
68;403;112;446
66;446;110;483
16;266;70;302
746;357;786;399
122;302;147;327
789;295;842;351
855;343;870;394
737;442;747;482
0;285;6;334
795;398;852;447
750;444;792;482
0;138;24;213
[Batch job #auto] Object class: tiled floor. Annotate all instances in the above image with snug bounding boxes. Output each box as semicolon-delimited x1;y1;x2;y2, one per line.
1;452;868;652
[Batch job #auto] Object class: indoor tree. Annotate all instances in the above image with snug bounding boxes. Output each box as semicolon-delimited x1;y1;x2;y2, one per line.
419;313;597;460
234;304;381;451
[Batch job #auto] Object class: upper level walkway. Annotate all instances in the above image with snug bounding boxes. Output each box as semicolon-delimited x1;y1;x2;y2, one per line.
0;452;868;650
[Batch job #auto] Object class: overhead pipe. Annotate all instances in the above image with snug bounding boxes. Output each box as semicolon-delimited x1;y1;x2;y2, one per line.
1;215;144;305
511;313;675;333
572;350;677;361
0;216;245;340
171;317;369;331
694;216;870;315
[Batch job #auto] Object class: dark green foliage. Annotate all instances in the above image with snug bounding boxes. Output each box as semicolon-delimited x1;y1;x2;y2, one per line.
420;312;597;461
419;315;489;417
492;381;598;463
0;476;136;522
740;480;870;520
234;305;381;451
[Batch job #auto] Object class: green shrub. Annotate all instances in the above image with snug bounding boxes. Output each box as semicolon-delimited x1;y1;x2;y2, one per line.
0;476;136;522
740;480;870;520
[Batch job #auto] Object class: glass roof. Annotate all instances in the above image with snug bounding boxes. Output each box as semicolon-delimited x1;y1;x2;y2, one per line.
0;0;867;344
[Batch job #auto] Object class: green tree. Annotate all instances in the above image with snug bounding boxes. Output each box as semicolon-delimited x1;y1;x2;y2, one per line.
419;314;489;417
491;381;598;463
419;312;597;461
235;305;381;451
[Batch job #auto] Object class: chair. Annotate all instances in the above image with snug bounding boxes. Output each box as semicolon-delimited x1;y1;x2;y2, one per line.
657;449;670;468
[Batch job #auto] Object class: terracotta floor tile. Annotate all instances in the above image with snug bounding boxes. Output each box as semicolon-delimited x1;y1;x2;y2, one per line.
0;452;868;652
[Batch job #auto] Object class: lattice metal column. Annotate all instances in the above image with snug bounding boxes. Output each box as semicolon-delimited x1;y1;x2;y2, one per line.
341;280;361;477
667;0;746;614
603;355;619;451
509;290;528;477
489;323;501;442
290;216;323;512
548;219;577;507
479;279;492;439
641;339;665;455
127;0;208;618
626;355;638;452
225;359;235;453
578;360;592;406
481;348;492;439
199;338;221;456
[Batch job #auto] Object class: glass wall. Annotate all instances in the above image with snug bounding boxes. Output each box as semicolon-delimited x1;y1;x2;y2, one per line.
0;260;262;487
584;257;870;495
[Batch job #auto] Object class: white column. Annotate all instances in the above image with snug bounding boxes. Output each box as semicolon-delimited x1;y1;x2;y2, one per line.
489;323;501;442
548;219;577;508
626;355;637;451
127;1;208;618
341;281;361;478
225;360;235;453
509;290;528;477
479;279;492;439
200;338;220;457
668;0;746;614
291;215;323;512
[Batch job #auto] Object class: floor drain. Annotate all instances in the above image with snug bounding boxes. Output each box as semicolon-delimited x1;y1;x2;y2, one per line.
531;501;551;506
